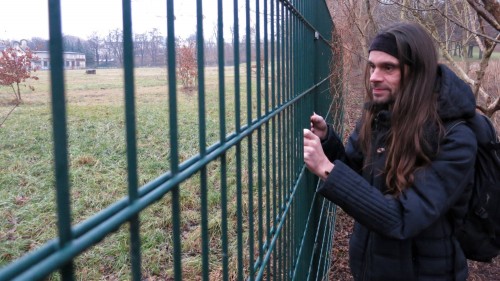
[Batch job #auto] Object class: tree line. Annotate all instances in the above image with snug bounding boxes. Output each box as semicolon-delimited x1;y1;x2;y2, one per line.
0;26;260;69
0;28;177;68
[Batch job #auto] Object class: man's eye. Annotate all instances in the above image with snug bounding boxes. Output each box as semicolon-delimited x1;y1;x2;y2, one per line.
385;65;394;71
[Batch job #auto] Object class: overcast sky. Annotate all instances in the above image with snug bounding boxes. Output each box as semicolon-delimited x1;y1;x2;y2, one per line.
0;0;249;41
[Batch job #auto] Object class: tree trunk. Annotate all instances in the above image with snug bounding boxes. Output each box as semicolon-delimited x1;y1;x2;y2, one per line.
16;82;21;101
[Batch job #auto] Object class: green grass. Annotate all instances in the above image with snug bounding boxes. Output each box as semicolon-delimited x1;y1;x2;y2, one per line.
0;66;272;280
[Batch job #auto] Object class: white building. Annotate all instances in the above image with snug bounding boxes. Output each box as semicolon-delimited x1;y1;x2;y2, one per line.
33;51;86;70
1;40;87;70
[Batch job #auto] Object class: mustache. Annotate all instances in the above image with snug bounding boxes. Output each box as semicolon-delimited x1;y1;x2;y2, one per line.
370;83;390;91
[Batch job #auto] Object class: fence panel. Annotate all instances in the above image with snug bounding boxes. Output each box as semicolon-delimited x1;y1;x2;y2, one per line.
0;0;343;280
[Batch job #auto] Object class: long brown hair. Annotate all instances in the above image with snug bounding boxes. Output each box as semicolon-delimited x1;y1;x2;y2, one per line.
359;23;444;195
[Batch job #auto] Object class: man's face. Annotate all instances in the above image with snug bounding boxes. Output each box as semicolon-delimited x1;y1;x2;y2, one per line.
368;50;401;104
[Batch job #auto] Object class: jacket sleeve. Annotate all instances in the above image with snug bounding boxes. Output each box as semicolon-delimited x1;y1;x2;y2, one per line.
317;122;477;239
322;124;364;173
321;124;345;161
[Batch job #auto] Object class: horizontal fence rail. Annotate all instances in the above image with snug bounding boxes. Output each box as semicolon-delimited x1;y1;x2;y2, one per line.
0;0;343;280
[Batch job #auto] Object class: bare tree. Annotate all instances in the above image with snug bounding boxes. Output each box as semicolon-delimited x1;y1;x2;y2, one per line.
394;0;499;118
148;28;164;66
105;29;124;67
466;0;500;116
329;0;381;98
87;32;102;68
205;23;219;66
27;37;48;51
134;32;149;66
332;0;499;119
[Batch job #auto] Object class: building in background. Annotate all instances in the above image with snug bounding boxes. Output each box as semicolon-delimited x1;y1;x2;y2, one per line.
32;51;86;70
0;40;86;70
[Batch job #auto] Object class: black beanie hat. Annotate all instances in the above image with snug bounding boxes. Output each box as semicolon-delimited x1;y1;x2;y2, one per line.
368;33;398;58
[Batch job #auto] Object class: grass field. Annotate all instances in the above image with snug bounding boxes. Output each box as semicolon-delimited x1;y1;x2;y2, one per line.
0;66;271;279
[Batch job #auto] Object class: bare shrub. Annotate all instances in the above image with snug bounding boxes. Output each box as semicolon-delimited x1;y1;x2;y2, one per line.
177;41;198;90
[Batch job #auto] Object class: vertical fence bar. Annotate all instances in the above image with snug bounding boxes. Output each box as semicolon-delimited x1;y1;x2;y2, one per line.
256;0;262;120
195;0;210;279
287;8;292;273
166;0;182;280
288;6;292;279
280;3;286;279
275;3;282;279
295;0;300;182
245;0;255;280
270;0;278;278
233;1;244;279
323;204;337;279
298;3;306;276
217;0;229;280
263;0;272;278
255;0;264;272
48;0;73;280
297;1;303;272
121;0;141;280
236;144;244;281
245;0;252;127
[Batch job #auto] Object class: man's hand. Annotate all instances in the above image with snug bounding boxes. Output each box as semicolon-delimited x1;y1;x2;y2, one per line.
304;128;334;180
310;112;328;141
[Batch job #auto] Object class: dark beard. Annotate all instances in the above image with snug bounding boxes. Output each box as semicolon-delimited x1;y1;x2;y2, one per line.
364;98;395;113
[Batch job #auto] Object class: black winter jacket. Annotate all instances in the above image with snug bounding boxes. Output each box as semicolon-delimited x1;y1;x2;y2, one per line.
318;65;477;281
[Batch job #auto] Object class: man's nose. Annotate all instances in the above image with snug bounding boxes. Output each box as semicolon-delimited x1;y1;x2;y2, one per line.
370;68;383;83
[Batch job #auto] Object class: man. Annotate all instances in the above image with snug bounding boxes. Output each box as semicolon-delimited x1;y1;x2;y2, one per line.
303;23;477;281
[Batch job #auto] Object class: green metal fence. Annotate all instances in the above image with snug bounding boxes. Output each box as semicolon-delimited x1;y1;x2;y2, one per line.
0;0;342;280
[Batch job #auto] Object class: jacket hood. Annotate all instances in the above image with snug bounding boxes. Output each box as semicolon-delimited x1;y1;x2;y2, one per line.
436;64;476;121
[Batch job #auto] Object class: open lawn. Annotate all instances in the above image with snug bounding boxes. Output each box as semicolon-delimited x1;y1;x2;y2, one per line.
0;67;269;279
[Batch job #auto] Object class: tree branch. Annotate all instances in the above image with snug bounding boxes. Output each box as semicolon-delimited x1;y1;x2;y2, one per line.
381;0;500;43
0;102;20;128
365;0;378;33
479;96;500;117
10;84;19;101
429;1;500;43
492;96;500;112
467;0;500;31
